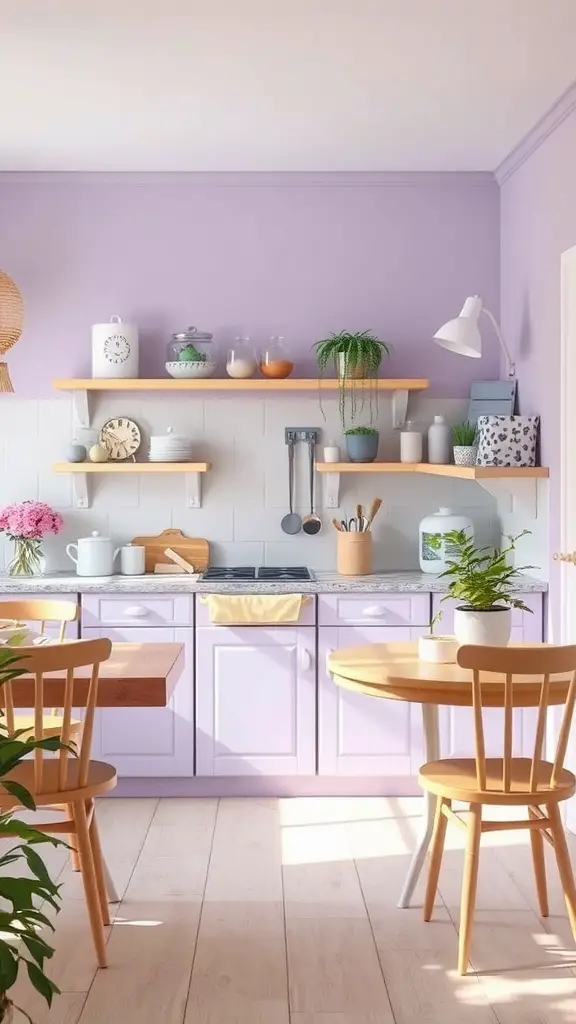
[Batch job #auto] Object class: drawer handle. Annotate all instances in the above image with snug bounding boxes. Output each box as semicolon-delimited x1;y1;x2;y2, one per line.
300;648;313;672
123;605;149;618
361;605;388;618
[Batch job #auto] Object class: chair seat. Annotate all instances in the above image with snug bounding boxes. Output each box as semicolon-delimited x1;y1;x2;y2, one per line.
13;714;82;741
419;757;576;805
0;759;117;808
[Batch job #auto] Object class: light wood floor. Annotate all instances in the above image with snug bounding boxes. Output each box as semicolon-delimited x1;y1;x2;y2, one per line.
7;796;576;1023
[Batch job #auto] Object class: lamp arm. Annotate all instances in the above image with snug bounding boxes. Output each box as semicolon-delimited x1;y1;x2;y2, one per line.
481;307;516;377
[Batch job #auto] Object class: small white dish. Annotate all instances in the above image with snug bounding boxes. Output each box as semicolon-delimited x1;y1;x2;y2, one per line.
418;634;459;664
165;360;217;379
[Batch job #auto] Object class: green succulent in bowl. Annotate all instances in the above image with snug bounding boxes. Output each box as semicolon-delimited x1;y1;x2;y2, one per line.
178;344;206;362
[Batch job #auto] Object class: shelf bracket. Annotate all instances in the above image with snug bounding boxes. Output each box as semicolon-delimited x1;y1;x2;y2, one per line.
477;478;539;519
185;473;203;509
71;473;89;510
321;472;340;509
71;389;91;431
392;389;409;429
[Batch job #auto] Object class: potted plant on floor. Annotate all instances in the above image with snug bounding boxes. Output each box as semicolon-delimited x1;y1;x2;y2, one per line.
439;529;534;646
452;422;478;466
344;426;380;463
313;330;391;429
0;648;64;1023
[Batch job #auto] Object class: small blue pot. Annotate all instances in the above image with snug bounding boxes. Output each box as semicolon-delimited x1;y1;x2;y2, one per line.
345;431;379;463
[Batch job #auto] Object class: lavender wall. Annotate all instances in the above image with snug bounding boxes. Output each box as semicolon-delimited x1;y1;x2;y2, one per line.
500;97;576;635
0;173;499;398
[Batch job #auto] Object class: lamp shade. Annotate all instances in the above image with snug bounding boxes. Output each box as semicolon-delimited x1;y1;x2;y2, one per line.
433;295;483;360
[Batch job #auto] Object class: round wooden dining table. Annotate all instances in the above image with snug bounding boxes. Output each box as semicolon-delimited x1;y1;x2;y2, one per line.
327;641;571;909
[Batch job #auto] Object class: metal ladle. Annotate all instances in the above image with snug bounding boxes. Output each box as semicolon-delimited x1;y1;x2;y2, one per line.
302;437;322;535
281;437;302;535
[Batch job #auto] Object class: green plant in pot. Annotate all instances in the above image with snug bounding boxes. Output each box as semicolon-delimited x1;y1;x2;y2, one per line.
439;529;534;646
0;648;65;1023
344;426;379;463
452;421;478;467
313;330;391;429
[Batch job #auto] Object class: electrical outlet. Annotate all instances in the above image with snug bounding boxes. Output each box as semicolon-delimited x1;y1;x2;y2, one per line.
284;428;319;444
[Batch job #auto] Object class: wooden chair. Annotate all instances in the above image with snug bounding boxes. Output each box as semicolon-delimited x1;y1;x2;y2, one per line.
419;643;576;976
0;638;116;968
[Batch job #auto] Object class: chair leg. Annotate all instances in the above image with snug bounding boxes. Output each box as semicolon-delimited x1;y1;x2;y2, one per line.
87;801;110;926
458;803;482;976
67;803;80;872
72;800;108;968
529;806;549;918
424;797;450;922
548;802;576;942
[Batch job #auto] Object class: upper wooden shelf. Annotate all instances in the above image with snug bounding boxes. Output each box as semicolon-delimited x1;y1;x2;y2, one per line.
53;377;429;392
53;462;210;474
316;463;549;479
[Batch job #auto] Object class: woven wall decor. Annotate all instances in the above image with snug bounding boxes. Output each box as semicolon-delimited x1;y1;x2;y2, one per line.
0;270;24;393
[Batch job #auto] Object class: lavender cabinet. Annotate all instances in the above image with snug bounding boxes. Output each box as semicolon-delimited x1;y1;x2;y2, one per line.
196;626;316;776
82;625;194;777
318;625;428;777
431;593;543;757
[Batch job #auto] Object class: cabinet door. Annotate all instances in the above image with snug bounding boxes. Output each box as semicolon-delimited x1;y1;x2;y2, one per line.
318;625;427;777
82;626;194;777
196;626;315;776
431;594;543;757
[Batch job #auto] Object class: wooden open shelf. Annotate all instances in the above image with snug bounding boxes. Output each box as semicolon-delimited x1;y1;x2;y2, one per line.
54;377;429;392
53;462;210;473
315;463;549;479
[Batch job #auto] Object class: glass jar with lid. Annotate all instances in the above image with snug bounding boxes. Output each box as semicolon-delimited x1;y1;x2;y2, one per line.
166;326;216;379
226;336;257;379
259;336;294;379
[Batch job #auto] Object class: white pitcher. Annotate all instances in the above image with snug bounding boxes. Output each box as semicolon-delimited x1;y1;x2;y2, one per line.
66;531;120;577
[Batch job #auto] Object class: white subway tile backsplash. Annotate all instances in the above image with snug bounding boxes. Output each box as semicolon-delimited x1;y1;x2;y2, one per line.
0;394;547;574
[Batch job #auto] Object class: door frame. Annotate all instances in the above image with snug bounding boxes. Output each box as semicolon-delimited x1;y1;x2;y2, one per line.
560;245;576;828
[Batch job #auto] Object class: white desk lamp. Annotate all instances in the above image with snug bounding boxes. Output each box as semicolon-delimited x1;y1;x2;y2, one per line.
433;295;515;378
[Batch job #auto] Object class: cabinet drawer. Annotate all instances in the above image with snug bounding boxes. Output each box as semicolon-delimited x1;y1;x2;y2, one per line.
318;593;430;628
82;594;194;628
195;595;316;627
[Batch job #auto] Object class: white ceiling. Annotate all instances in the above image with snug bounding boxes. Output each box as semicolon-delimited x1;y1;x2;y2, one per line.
1;0;576;172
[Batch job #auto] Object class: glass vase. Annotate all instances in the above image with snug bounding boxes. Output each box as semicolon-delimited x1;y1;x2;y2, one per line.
8;538;44;577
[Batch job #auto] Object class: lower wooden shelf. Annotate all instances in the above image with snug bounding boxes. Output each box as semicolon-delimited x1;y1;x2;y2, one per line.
53;462;211;509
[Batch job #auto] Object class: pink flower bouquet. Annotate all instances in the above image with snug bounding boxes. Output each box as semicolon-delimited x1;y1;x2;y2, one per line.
0;501;64;576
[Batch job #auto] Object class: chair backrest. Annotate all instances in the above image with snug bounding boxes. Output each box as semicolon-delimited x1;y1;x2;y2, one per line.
0;638;111;794
457;644;576;792
0;599;78;642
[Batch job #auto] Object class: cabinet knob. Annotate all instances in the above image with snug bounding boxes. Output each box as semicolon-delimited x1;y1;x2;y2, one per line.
123;605;149;618
362;605;388;618
554;551;576;565
299;648;312;672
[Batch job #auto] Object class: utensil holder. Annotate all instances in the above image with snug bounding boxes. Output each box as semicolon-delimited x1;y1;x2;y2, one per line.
337;531;373;576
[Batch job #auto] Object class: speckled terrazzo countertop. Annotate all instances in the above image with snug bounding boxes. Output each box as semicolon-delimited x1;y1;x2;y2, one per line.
0;571;548;595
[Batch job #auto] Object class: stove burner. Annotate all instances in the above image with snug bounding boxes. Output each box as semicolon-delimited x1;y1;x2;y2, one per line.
201;566;313;582
257;566;312;581
201;567;256;580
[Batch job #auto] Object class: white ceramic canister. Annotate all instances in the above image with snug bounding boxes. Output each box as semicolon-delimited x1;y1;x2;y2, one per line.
419;507;474;574
92;315;139;379
66;531;120;577
400;421;423;463
323;440;341;463
120;544;146;576
427;414;452;464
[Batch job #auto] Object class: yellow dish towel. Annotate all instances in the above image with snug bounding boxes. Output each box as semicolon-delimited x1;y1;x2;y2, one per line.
199;594;309;624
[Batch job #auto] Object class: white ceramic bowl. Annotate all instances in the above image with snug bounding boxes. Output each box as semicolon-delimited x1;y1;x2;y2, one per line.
165;361;217;380
418;634;459;664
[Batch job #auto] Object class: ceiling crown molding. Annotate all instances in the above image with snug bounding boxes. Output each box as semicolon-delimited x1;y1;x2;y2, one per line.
0;170;496;188
496;79;576;185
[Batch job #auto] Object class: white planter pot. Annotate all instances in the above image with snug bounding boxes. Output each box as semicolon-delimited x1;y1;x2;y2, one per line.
453;607;512;647
418;634;459;663
453;445;478;466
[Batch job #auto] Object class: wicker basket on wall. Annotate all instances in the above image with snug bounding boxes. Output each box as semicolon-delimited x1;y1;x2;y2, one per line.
0;271;24;393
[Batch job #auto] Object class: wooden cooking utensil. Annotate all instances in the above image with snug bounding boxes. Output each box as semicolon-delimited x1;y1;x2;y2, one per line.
332;518;344;532
367;498;383;529
164;548;196;574
130;529;209;574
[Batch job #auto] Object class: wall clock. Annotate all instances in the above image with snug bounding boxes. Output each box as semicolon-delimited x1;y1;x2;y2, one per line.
99;417;142;462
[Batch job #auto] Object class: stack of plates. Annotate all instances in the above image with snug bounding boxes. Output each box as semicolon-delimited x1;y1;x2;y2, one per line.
149;428;194;463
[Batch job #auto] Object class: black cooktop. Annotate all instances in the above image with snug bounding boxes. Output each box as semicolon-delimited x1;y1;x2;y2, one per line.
201;566;313;581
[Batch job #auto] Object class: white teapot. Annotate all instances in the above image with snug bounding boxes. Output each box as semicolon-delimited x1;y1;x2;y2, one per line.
66;531;120;577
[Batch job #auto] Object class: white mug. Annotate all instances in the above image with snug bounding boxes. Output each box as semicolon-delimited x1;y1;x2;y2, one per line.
120;544;146;576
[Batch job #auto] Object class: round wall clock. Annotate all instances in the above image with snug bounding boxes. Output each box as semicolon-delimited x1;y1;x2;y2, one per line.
99;417;142;462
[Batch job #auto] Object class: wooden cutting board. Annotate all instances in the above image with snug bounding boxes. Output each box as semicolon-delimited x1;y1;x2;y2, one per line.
130;529;209;574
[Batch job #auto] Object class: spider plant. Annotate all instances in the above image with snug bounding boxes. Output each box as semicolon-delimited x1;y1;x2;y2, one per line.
313;330;391;429
452;421;478;446
0;648;65;1023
